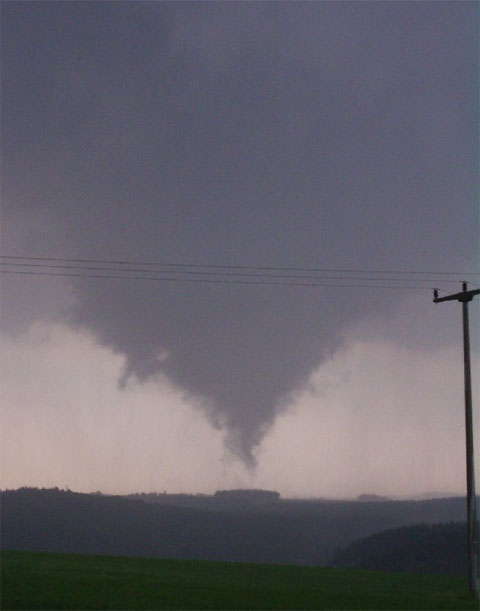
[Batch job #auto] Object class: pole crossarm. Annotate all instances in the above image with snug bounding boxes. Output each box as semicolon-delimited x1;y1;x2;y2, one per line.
433;287;480;303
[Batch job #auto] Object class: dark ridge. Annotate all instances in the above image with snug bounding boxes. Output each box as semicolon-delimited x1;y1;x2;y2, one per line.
332;522;468;576
1;487;469;570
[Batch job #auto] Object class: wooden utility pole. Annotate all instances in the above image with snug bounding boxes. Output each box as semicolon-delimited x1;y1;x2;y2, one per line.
433;283;479;597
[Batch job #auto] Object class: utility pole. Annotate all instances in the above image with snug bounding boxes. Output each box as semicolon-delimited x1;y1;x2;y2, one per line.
433;283;479;597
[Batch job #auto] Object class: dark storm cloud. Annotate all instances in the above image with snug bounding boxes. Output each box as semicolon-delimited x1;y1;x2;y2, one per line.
2;2;478;463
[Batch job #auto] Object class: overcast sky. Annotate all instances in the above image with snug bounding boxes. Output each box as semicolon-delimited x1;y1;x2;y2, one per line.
1;1;478;498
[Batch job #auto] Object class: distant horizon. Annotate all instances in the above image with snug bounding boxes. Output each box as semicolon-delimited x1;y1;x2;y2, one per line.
2;484;467;503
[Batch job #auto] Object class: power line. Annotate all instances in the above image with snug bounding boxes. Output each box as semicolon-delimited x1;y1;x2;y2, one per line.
1;254;477;292
1;254;478;278
0;260;470;286
0;268;450;291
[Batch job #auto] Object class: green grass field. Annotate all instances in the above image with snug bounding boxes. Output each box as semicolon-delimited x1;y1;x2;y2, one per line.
1;550;477;610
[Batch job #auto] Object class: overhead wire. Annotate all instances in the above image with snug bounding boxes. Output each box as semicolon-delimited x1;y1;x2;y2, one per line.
1;254;478;277
1;268;445;290
0;255;477;292
0;260;473;285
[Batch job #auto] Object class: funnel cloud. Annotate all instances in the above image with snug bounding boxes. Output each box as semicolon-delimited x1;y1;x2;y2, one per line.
2;2;478;466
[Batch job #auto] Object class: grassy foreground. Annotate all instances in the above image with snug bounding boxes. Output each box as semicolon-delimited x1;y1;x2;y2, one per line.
1;550;477;610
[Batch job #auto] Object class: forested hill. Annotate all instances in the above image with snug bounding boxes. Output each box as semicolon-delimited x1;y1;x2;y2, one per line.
0;488;468;567
333;522;468;576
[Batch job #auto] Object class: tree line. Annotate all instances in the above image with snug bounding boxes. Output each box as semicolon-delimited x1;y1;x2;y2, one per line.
0;487;469;573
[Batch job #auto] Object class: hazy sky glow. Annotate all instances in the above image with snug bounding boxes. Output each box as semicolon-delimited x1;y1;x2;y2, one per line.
1;1;479;497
